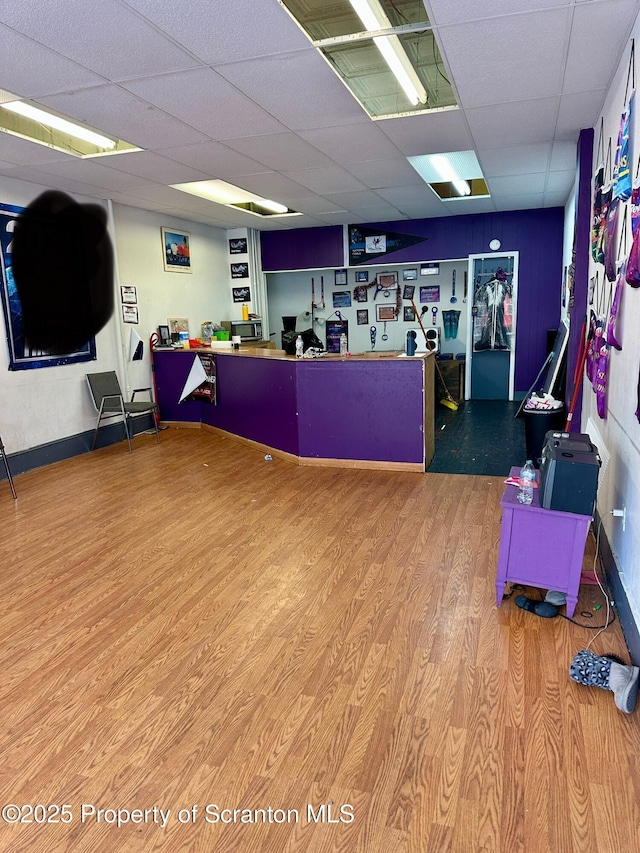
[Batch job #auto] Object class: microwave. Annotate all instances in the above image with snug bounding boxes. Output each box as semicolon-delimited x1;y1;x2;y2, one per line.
226;319;263;341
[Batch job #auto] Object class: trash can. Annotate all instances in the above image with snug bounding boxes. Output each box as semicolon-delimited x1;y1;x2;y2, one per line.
523;404;565;466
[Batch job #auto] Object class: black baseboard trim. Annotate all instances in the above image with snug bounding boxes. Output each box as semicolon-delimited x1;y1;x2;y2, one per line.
595;512;640;665
0;416;153;482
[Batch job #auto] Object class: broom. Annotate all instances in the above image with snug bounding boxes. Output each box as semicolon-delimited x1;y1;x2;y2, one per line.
411;300;459;411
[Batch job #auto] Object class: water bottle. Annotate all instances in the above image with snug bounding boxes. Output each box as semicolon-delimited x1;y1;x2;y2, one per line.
339;333;347;356
518;460;535;505
295;334;304;358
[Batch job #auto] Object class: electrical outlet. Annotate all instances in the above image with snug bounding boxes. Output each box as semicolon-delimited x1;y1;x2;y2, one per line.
612;507;627;532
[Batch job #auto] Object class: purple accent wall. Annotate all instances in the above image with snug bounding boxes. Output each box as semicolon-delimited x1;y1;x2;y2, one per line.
566;128;594;430
296;360;424;463
261;209;565;393
260;225;343;270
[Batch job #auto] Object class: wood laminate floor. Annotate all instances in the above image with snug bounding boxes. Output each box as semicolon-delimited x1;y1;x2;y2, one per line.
1;428;638;852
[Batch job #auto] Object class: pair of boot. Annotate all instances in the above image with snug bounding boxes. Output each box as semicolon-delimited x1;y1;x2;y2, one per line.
570;649;639;714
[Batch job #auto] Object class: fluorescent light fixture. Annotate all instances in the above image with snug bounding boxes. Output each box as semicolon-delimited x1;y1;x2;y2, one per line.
347;0;427;106
408;150;490;201
1;100;116;149
171;180;299;217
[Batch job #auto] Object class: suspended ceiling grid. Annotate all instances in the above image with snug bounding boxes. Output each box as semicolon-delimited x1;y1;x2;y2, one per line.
0;0;637;230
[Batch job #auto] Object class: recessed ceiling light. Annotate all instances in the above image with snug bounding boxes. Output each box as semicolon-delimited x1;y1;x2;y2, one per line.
171;180;301;218
0;93;140;158
408;150;490;201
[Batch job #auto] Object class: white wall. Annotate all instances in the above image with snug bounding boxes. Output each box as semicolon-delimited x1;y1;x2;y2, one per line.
0;176;232;456
111;204;231;398
266;259;468;355
582;14;640;628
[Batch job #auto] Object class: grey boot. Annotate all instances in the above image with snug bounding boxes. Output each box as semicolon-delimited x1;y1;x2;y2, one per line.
608;660;640;714
569;649;639;714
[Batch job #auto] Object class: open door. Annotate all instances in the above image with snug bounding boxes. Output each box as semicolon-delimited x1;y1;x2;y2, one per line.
465;253;518;400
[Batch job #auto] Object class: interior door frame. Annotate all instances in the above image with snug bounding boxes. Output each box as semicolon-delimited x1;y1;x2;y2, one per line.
464;251;519;401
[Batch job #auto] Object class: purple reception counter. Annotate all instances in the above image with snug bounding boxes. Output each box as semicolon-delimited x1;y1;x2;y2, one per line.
153;348;435;471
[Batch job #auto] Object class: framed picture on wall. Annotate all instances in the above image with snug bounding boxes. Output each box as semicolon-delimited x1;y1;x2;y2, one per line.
161;227;191;273
122;305;139;324
357;309;369;325
120;285;137;304
403;305;416;322
335;268;348;286
333;290;352;308
403;284;415;300
376;303;397;322
232;285;251;302
230;262;249;279
229;237;247;254
403;269;418;281
420;285;440;303
355;270;369;282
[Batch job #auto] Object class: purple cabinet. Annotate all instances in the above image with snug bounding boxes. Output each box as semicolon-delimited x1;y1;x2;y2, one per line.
496;467;592;617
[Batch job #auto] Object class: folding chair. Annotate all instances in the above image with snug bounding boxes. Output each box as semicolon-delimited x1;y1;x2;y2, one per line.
87;371;159;453
0;433;17;499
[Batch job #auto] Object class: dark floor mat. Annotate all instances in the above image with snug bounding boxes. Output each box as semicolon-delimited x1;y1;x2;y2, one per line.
428;399;525;475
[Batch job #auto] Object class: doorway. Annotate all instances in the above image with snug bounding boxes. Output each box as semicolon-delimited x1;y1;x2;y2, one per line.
465;253;518;400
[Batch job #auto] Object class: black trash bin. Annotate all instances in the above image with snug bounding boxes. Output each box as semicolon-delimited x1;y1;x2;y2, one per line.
523;404;565;466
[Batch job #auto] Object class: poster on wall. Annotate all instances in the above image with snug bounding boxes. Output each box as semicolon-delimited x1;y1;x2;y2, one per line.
161;227;191;273
419;285;440;303
232;285;251;302
0;201;97;371
229;237;247;254
326;319;348;353
231;262;249;279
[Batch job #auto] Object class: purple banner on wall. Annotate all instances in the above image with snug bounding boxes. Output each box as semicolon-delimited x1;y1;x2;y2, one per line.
261;225;344;271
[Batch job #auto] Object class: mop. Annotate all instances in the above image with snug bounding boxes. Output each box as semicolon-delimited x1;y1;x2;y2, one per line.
411;300;459;411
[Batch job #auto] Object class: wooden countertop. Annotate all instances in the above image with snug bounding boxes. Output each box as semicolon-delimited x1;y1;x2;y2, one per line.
154;346;434;362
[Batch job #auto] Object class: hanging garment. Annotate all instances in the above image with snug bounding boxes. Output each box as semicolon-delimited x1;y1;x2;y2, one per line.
613;92;634;201
603;198;621;281
595;337;610;419
473;270;512;351
606;265;625;350
626;180;640;285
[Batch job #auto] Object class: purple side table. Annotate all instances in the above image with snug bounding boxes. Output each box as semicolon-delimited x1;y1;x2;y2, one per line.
496;466;592;617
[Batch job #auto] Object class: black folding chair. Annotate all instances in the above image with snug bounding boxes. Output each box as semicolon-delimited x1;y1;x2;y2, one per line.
87;371;159;453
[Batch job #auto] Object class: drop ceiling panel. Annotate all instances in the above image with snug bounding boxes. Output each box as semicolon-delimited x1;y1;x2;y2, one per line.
290;196;349;215
99;151;212;185
156;142;273;178
229;171;314;202
121;69;287;141
555;91;607;141
38;86;210;150
491;192;544;209
0;23;106;98
222;133;333;171
545;169;575;193
37;159;156;192
379;110;474;156
214;51;370;130
426;0;569;27
320;189;390;209
298;124;403;164
478;144;552;177
122;0;312;64
0;164;112;198
439;10;570;108
346;159;427;189
562;0;639;95
466;97;561;148
283;166;368;194
488;172;546;196
550;141;578;171
1;0;200;81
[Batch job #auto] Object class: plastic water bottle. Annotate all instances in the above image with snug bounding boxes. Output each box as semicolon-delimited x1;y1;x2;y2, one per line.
518;460;535;505
295;334;303;358
339;333;347;356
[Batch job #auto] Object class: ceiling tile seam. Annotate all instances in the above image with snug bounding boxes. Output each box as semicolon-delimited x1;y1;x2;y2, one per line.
0;22;112;90
427;3;582;32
